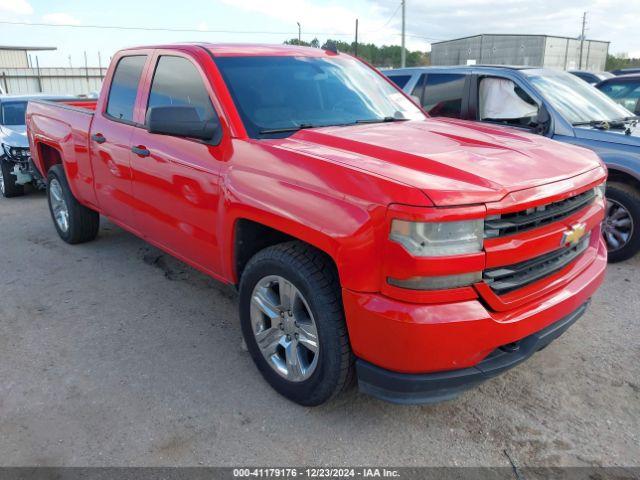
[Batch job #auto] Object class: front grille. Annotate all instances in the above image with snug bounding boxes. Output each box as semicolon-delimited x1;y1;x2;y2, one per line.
485;189;595;238
483;233;591;295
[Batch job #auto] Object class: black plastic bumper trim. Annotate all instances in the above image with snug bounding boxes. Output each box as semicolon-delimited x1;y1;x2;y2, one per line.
356;301;590;405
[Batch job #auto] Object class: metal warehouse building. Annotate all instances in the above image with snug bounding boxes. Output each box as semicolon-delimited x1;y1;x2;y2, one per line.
0;45;106;96
0;45;57;68
430;34;609;71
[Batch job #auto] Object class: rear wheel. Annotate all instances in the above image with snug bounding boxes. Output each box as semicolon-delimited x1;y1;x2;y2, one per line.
604;182;640;262
239;241;354;406
0;159;25;198
47;165;100;244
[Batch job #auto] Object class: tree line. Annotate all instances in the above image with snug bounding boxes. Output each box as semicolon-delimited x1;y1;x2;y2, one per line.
606;54;640;71
283;38;430;68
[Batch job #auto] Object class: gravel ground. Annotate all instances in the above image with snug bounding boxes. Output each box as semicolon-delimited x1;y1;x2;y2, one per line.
0;192;638;467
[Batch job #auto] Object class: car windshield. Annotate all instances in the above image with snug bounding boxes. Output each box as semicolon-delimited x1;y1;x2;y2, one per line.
214;55;425;138
528;72;632;125
1;101;28;126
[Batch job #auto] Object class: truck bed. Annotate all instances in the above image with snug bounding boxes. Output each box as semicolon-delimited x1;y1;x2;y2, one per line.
26;97;98;207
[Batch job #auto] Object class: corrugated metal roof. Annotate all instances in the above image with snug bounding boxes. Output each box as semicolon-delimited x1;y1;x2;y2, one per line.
0;46;56;51
432;34;609;46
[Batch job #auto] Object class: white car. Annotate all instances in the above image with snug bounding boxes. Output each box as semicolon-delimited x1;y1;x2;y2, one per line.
0;94;73;197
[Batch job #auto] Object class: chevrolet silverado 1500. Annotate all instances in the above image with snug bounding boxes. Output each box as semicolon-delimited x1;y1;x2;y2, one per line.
26;44;607;405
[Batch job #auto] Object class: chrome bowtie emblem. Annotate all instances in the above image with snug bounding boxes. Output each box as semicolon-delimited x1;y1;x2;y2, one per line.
562;223;587;246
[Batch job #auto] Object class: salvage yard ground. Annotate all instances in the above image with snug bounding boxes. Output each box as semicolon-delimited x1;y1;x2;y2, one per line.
1;192;638;467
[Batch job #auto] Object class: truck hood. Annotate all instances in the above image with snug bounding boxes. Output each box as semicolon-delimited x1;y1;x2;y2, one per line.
0;125;28;148
279;118;602;206
573;123;640;148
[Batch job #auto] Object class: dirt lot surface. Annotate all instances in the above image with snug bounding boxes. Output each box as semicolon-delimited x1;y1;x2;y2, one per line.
1;192;638;467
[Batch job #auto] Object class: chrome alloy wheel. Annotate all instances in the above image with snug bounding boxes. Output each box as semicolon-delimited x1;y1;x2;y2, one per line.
49;179;70;233
250;275;319;382
0;165;4;194
603;198;634;252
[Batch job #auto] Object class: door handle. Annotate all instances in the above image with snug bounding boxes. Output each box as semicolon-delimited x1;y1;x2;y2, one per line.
91;133;106;144
131;145;151;157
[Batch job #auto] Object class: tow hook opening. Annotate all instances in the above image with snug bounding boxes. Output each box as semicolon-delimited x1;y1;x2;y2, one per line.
499;341;520;353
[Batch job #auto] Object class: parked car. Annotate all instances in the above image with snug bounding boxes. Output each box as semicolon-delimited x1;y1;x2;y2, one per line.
27;44;607;406
0;94;82;197
570;70;614;85
386;66;640;262
596;74;640;115
611;68;640;76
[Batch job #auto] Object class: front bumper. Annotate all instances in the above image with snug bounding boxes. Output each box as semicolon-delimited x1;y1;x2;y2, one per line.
343;234;607;403
356;301;589;404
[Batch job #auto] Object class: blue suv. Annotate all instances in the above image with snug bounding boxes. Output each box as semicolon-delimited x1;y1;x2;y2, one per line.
385;66;640;262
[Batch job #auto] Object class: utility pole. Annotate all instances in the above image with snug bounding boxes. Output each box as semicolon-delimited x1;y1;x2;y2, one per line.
297;22;301;44
98;51;103;80
35;55;42;93
354;19;359;57
579;11;587;69
84;51;90;91
401;0;406;67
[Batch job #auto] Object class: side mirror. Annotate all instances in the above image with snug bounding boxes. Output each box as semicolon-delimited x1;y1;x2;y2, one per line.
147;106;220;142
533;104;551;135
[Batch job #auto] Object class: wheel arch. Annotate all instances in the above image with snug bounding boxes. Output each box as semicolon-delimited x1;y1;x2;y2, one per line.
36;141;63;177
607;166;640;192
230;215;341;287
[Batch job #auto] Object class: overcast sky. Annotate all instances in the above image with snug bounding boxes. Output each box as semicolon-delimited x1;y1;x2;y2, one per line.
0;0;638;67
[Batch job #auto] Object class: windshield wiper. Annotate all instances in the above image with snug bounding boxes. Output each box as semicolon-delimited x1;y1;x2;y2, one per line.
355;116;409;124
259;123;317;134
573;115;640;129
572;119;628;130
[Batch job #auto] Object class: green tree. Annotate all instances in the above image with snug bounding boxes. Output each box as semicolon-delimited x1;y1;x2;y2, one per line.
606;54;640;71
282;38;430;68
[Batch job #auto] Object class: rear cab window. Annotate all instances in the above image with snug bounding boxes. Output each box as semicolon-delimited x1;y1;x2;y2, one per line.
421;73;465;118
106;55;147;122
598;80;640;112
387;75;412;89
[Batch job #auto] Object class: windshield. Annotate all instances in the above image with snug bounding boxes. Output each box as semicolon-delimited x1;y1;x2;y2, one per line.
214;55;425;138
1;101;28;126
528;72;632;125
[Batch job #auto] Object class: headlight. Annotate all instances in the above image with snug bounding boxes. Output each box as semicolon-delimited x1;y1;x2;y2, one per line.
595;182;606;200
389;219;484;257
2;144;30;159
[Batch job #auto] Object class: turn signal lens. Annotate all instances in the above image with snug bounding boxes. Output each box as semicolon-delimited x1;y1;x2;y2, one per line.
388;272;482;290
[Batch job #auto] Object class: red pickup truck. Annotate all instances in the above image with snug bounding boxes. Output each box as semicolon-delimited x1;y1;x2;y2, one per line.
26;43;607;406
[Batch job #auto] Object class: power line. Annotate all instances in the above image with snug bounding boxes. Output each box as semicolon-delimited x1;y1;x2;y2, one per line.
0;20;355;37
378;2;403;30
0;19;444;47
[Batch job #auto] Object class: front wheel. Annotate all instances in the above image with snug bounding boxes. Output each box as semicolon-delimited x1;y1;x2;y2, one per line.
603;182;640;262
47;165;100;244
239;242;354;406
0;159;25;198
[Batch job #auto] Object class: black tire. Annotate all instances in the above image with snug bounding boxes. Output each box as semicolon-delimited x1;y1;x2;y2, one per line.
605;181;640;263
239;241;354;406
47;164;100;244
0;159;25;198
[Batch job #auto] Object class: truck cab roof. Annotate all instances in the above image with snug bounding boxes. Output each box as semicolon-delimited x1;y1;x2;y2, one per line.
122;42;337;58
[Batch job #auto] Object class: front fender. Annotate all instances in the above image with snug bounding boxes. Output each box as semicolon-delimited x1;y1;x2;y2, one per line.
218;140;426;292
